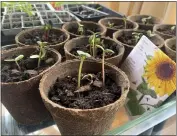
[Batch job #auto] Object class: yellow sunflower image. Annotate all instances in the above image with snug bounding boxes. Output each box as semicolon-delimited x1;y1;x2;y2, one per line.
143;50;176;97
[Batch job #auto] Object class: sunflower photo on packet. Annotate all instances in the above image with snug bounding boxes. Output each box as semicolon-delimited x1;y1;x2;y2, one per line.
121;35;176;116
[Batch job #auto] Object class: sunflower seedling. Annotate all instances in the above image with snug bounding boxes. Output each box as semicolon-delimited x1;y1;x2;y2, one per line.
108;21;114;28
88;31;101;57
141;16;152;24
30;41;48;68
77;50;91;88
132;32;143;43
77;22;84;35
146;30;156;37
4;55;24;71
96;45;114;86
43;23;52;41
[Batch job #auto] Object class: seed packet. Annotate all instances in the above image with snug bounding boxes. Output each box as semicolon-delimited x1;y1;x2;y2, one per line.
121;35;176;116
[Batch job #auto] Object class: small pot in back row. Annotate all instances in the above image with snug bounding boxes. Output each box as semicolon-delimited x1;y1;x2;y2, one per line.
62;21;107;39
128;14;162;31
113;29;165;62
98;17;139;38
15;27;70;55
153;24;176;40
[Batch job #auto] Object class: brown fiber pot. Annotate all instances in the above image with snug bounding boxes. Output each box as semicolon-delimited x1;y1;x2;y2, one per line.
15;27;70;55
62;21;107;39
1;46;61;125
98;17;139;38
153;24;176;40
39;60;130;135
128;14;162;31
165;37;176;62
113;29;165;61
64;36;125;66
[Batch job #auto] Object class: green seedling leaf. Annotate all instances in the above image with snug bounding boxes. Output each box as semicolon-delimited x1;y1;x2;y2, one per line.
77;50;91;58
82;74;94;80
96;44;104;51
171;26;175;30
105;49;115;54
108;21;114;28
30;55;39;59
4;59;15;62
95;37;101;44
147;16;152;19
15;55;24;62
147;30;156;37
37;41;42;46
141;18;146;23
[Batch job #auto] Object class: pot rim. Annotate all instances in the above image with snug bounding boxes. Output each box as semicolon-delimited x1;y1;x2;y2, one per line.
62;21;107;37
127;14;162;26
39;59;130;112
15;27;70;47
98;17;139;31
153;24;176;37
113;29;164;49
165;37;176;53
64;36;125;61
1;46;61;85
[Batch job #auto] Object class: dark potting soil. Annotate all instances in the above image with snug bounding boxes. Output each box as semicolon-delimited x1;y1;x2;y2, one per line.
22;29;67;45
1;51;55;83
48;71;122;109
69;26;101;36
117;33;159;47
106;22;134;29
70;38;119;59
158;27;176;36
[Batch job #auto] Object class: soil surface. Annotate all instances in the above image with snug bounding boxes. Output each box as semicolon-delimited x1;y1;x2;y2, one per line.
22;29;67;45
117;32;159;47
158;27;176;36
2;51;55;83
70;38;119;59
48;71;122;109
69;25;101;36
106;22;134;29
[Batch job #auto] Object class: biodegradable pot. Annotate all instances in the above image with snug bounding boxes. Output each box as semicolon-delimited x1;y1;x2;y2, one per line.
153;24;176;40
62;21;107;39
113;29;165;61
128;14;162;31
64;36;125;66
165;37;176;61
39;60;129;135
15;27;70;55
98;17;139;38
1;46;61;125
